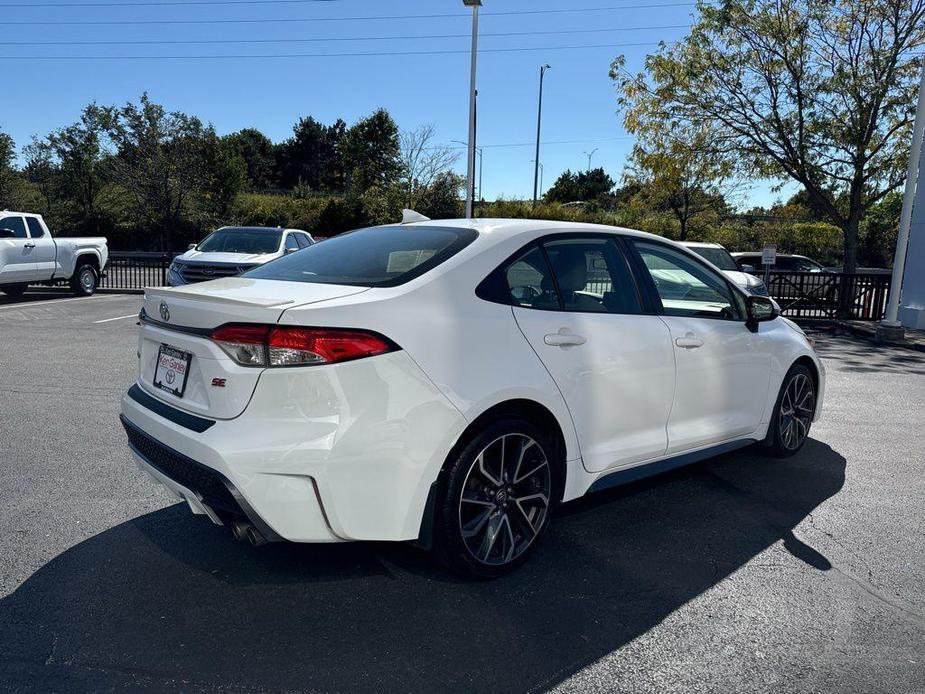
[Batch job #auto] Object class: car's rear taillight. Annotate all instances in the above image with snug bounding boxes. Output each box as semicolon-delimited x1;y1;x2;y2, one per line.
210;324;395;367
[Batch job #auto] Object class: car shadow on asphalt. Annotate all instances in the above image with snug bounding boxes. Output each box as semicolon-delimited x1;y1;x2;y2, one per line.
0;440;846;693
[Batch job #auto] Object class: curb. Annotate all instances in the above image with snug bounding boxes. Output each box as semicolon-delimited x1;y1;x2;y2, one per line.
799;319;925;353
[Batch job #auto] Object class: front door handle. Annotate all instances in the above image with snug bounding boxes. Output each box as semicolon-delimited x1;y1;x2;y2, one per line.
23;243;35;249
675;333;704;349
544;330;587;347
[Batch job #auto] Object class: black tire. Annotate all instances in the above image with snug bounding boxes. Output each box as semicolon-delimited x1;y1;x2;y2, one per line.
70;262;98;296
0;284;27;298
766;364;816;457
433;417;555;579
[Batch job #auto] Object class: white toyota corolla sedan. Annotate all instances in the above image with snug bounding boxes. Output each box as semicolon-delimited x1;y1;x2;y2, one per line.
120;218;824;577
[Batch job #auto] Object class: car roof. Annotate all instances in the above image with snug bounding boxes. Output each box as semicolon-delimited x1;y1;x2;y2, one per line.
731;251;811;260
402;217;676;245
680;241;723;249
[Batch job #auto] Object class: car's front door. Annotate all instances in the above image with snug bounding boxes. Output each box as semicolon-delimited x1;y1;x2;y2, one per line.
0;215;38;284
629;239;771;454
25;217;56;279
507;236;675;473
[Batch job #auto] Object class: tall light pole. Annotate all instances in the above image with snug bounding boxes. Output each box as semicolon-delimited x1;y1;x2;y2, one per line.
584;148;598;172
530;160;544;199
463;0;481;218
532;63;551;206
453;140;483;202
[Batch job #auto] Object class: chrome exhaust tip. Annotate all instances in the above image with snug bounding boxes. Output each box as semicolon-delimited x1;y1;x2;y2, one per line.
231;520;250;543
245;525;267;547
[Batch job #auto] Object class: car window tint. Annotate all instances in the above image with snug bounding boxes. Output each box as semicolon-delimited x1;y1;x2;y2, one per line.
504;246;560;310
285;234;300;252
25;218;45;238
775;257;797;271
633;241;740;320
0;216;28;239
543;238;641;314
295;233;311;249
795;258;822;272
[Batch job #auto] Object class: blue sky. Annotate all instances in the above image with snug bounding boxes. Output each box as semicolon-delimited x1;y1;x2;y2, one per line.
1;0;793;208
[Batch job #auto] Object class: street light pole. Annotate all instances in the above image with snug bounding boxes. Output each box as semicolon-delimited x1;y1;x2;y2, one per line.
463;0;481;219
584;148;598;172
533;64;550;206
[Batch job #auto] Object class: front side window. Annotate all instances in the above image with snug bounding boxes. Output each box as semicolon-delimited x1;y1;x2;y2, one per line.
26;218;45;238
245;225;477;287
633;241;740;320
197;228;282;255
794;257;824;273
0;216;28;239
285;234;300;252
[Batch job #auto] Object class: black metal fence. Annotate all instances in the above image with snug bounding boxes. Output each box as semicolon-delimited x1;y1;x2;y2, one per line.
100;252;172;291
761;271;891;320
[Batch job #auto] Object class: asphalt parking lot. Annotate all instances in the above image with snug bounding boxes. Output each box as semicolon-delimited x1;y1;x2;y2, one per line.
1;289;923;693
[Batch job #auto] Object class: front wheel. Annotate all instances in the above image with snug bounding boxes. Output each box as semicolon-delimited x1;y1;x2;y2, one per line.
434;418;554;579
767;364;816;457
70;263;98;296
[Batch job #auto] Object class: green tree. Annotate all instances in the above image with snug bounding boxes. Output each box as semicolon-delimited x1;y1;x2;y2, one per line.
96;94;211;251
200;132;247;225
623;127;731;240
399;123;458;208
225;128;275;190
342;108;401;195
275;117;345;192
0;130;19;208
545;167;615;204
612;0;925;272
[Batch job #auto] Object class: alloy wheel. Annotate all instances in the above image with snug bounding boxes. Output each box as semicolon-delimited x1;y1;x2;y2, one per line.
80;267;95;292
458;433;551;566
779;373;814;451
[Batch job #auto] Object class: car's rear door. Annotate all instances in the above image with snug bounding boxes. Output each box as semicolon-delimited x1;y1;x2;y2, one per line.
507;235;675;473
627;239;771;454
0;215;38;284
25;217;56;279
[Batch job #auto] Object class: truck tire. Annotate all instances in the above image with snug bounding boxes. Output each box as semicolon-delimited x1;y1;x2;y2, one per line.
70;262;98;296
0;284;27;298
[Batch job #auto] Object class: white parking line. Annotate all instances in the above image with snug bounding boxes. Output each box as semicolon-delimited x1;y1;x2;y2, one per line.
93;313;139;324
0;294;119;311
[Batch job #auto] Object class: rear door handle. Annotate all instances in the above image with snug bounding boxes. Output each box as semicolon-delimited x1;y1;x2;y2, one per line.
544;331;587;347
675;334;704;349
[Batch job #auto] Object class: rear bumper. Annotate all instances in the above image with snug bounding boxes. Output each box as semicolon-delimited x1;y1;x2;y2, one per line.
119;350;467;543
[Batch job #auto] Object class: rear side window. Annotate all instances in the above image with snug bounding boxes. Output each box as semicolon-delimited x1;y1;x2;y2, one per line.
284;234;300;252
26;218;45;238
0;216;27;238
295;233;312;249
503;246;560;310
245;225;478;287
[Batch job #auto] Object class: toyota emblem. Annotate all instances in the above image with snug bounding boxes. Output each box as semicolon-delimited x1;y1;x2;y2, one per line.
159;301;170;322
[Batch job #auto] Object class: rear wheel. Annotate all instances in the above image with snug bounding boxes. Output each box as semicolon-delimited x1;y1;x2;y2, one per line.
434;418;554;579
767;364;816;457
0;284;27;298
70;263;98;296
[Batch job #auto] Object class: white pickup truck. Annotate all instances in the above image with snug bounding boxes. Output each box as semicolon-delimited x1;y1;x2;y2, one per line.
0;211;109;298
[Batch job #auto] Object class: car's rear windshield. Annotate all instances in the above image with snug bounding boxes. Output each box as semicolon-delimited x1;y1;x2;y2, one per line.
688;246;738;271
197;228;282;255
244;225;478;287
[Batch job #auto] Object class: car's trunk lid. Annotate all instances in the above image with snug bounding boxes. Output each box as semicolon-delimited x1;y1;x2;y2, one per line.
137;278;369;419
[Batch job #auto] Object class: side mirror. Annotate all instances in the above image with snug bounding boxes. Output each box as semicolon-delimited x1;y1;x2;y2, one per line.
188;243;198;251
740;263;755;273
745;295;780;332
0;228;16;239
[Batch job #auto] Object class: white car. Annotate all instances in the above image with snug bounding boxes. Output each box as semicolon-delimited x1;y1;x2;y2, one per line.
120;219;824;578
0;211;108;297
167;226;314;286
682;241;769;296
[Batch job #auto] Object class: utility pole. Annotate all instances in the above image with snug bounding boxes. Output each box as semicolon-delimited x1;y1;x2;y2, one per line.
463;0;481;219
532;64;550;206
